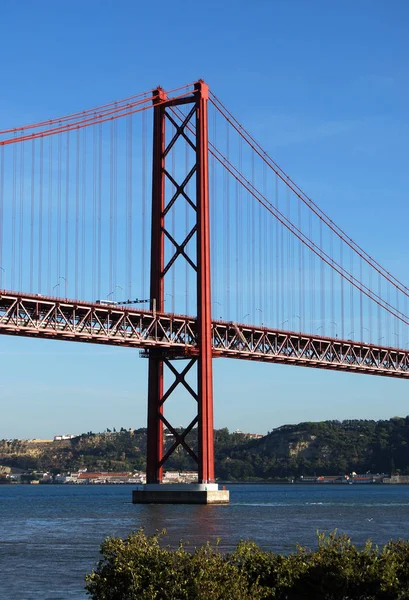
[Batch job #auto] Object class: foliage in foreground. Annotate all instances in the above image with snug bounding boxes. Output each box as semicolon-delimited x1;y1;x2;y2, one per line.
85;529;409;599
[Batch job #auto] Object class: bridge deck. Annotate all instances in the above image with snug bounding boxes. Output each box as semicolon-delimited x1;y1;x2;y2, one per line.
0;291;408;379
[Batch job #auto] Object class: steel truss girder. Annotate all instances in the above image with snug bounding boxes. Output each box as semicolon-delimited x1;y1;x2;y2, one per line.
211;322;409;378
0;292;196;349
0;292;408;378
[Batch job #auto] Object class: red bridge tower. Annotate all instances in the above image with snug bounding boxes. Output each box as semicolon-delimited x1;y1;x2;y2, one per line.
136;80;227;504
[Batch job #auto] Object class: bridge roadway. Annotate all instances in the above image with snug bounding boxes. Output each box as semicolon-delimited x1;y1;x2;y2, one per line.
0;291;408;379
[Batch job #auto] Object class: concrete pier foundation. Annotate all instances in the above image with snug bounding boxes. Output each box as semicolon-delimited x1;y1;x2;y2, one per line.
132;483;229;504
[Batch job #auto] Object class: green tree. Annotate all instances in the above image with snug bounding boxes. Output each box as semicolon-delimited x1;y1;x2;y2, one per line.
85;530;409;599
85;530;255;600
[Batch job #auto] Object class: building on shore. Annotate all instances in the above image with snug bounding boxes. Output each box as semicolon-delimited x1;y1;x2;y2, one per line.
51;470;199;484
298;473;387;484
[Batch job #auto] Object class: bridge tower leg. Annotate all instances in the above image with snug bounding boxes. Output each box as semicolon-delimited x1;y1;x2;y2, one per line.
139;80;227;503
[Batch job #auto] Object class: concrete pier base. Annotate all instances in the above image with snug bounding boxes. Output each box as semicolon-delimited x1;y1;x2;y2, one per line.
132;483;229;504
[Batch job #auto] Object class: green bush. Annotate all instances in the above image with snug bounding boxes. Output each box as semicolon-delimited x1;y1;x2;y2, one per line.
85;530;254;600
85;530;409;599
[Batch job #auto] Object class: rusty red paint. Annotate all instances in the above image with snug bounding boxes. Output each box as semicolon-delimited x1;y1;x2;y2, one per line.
146;81;215;483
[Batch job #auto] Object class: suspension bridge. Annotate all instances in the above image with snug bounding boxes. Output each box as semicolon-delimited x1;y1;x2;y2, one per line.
0;80;408;501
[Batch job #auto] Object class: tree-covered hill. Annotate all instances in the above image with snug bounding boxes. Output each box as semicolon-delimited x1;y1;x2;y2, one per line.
216;417;409;480
2;416;409;479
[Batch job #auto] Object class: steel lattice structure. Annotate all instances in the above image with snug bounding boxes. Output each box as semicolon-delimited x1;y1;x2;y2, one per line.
1;292;408;379
147;82;214;483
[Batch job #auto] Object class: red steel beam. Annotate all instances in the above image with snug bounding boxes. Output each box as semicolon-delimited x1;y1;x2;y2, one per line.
0;292;409;379
145;80;215;483
146;87;167;484
195;81;214;483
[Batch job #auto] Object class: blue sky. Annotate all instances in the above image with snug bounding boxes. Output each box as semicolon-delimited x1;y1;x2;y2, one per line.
0;0;408;439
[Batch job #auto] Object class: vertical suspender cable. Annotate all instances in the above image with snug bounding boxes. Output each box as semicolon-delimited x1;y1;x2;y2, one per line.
265;167;270;325
113;120;118;296
386;280;391;346
109;120;114;297
277;178;287;329
38;137;44;292
247;167;251;318
237;133;242;320
275;175;279;327
359;256;363;342
235;137;240;322
0;146;4;288
298;200;303;331
261;162;266;324
19;139;24;290
378;273;382;342
222;120;227;317
65;131;70;298
320;219;324;332
30;140;35;291
11;141;15;290
350;246;354;338
226;122;230;319
185;125;189;315
20;139;25;290
97;123;102;300
368;267;373;343
251;150;255;321
92;124;97;301
126;114;133;299
309;209;314;333
330;229;334;336
48;137;53;294
340;238;344;339
404;287;408;347
81;128;86;299
75;129;80;298
142;109;147;301
287;188;297;329
287;188;291;324
57;133;62;287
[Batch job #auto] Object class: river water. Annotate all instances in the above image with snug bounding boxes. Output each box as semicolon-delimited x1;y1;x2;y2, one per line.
2;483;409;599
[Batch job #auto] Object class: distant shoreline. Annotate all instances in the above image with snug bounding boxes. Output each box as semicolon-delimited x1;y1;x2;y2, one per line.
3;479;409;486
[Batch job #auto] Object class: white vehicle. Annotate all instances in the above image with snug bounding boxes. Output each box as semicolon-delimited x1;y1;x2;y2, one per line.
95;299;119;306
